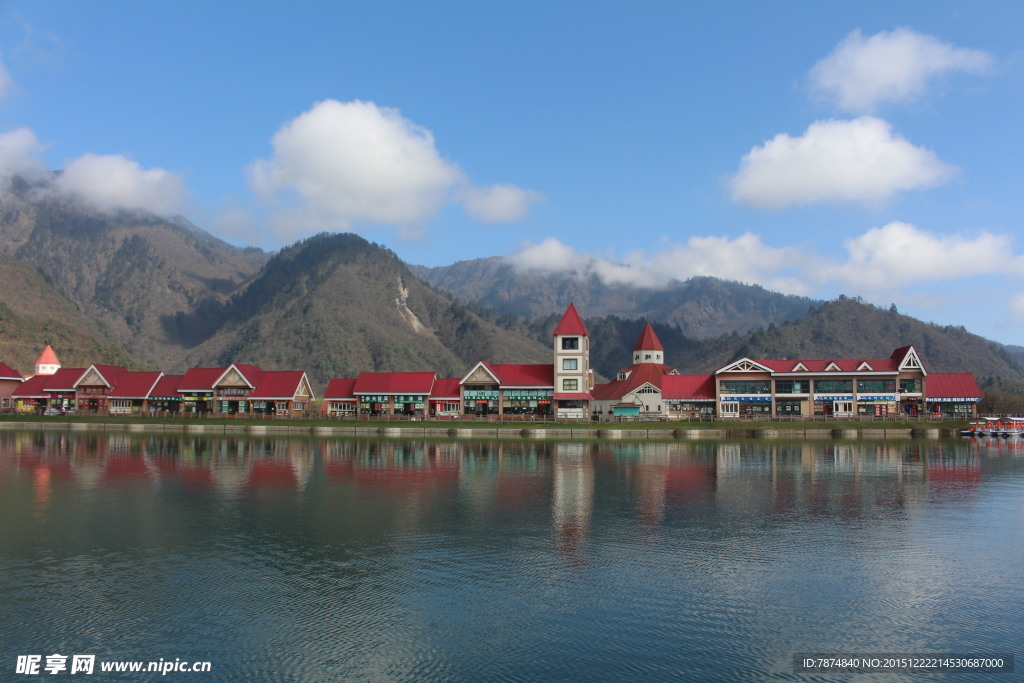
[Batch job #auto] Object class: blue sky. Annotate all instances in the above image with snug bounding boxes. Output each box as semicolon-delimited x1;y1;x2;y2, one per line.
1;1;1022;344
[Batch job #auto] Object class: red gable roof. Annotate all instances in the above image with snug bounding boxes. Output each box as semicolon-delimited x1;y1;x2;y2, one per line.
222;363;263;388
249;371;311;400
107;371;163;399
553;303;588;336
0;362;22;380
927;372;981;399
150;374;183;397
353;372;436;395
42;368;87;392
76;364;128;388
179;367;227;392
430;378;462;399
757;358;899;373
633;323;663;352
663;374;716;401
323;378;357;400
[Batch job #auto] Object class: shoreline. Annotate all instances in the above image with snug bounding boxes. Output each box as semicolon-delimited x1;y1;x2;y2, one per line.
0;418;966;440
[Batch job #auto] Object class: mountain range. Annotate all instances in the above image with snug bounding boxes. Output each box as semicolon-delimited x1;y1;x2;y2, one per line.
1;176;1022;399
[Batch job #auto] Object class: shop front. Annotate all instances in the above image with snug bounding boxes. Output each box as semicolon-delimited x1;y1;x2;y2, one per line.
856;394;897;417
501;389;553;417
463;387;499;416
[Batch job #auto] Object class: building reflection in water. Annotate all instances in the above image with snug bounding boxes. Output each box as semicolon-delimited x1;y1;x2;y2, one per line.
552;443;593;563
0;430;992;549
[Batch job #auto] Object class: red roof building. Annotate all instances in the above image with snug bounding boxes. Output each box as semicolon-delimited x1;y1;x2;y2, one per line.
105;371;164;416
712;345;945;419
592;323;681;418
460;362;555;418
429;378;462;419
924;372;982;417
552;303;592;418
0;362;23;412
351;371;437;417
74;364;128;414
323;378;357;418
149;374;184;414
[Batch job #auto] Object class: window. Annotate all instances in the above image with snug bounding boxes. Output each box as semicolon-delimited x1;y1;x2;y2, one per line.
562;358;578;371
856;379;896;393
775;379;809;394
814;379;852;393
645;354;651;360
900;379;921;393
562;379;579;391
561;337;579;350
720;380;771;394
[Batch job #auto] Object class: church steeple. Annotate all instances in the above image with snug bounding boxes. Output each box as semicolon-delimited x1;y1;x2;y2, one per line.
632;323;664;365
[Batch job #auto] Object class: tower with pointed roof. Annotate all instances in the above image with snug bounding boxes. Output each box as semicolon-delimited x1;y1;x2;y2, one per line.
552;303;592;418
632;322;664;365
34;345;61;377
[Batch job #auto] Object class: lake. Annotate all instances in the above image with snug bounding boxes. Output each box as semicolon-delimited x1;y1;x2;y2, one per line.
1;431;1021;680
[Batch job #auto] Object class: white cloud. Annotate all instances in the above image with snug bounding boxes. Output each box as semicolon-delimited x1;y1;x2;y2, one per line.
461;184;544;223
507;236;586;274
506;234;815;294
249;99;463;233
0;127;47;182
822;221;1022;290
507;223;1024;309
809;28;993;112
248;99;540;239
52;154;187;216
730;117;956;209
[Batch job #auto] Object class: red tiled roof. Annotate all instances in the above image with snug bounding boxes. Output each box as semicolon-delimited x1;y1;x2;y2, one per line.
250;371;311;399
633;323;664;352
36;345;59;366
430;378;462;399
353;372;436;395
927;372;981;399
0;362;22;380
107;371;163;399
73;364;128;388
553;303;588;336
747;357;900;373
323;378;357;400
150;374;184;397
12;373;50;398
592;363;675;400
223;363;263;388
42;368;87;392
489;363;554;387
663;374;716;401
179;367;226;392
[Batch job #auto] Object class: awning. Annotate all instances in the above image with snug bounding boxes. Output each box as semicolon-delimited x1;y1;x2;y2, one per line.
553;392;592;400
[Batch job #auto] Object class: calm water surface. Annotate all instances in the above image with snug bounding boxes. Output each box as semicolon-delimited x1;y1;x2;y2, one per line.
1;431;1022;681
